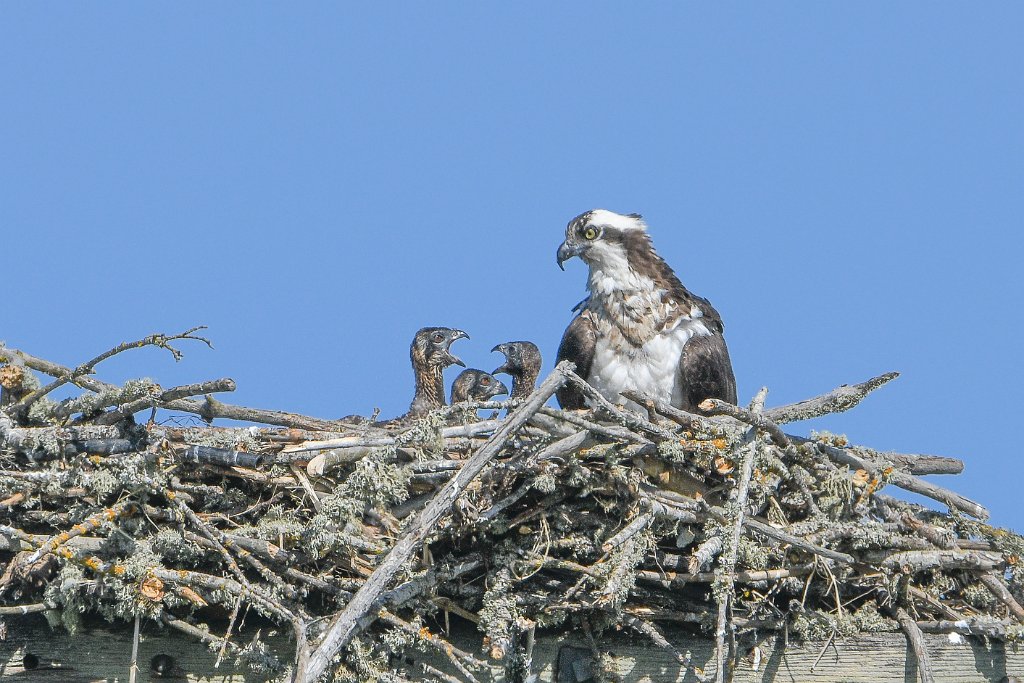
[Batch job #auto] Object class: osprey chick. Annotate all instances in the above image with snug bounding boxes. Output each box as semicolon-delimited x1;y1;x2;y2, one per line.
449;369;508;425
408;327;469;416
555;209;737;412
491;341;542;399
450;369;509;404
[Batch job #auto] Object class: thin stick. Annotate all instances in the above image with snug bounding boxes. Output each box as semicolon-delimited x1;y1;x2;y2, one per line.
636;565;814;588
0;602;56;615
810;628;836;672
713;387;766;683
807;438;989;520
7;326;212;416
620;390;725;435
128;613;141;683
763;372;899;424
699;397;789;447
976;571;1024;623
215;596;243;669
0;342;354;431
92;378;236;425
562;370;677;441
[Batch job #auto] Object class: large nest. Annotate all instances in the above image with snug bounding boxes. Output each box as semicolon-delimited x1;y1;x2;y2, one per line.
1;328;1022;683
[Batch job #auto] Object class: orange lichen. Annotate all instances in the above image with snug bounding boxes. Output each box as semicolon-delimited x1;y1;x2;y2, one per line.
851;469;871;488
0;365;25;390
714;456;735;475
177;586;208;607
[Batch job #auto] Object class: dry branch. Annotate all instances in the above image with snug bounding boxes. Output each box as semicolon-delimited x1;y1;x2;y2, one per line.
762;372;899;424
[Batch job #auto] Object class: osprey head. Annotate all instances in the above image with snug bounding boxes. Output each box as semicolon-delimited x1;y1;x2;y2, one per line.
450;369;509;403
556;209;647;270
491;341;542;378
411;327;469;370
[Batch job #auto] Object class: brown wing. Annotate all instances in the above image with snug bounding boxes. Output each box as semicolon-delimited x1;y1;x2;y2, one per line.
555;313;596;409
677;298;737;411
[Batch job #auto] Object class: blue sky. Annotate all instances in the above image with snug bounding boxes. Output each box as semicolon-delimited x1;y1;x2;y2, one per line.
2;5;1021;527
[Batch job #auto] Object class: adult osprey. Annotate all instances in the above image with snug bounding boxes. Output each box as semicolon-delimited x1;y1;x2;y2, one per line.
555;209;737;412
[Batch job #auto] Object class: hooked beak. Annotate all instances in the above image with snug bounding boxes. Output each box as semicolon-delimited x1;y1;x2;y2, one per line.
445;329;469;367
491;344;511;376
556;240;581;271
493;378;510;397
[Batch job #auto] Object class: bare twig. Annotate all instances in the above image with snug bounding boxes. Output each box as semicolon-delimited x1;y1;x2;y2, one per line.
7;327;212;416
763;372;899;425
128;613;141;683
92;378;237;425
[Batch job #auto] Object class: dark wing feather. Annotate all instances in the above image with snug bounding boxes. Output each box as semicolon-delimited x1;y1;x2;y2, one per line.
555;313;596;409
677;299;737;411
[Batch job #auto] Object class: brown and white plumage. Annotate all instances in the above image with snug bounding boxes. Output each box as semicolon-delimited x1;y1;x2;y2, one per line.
449;369;508;425
407;326;469;416
491;341;542;400
555;209;737;412
450;369;509;404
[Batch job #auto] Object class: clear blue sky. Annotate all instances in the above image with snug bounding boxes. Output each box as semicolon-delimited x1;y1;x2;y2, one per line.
2;5;1021;526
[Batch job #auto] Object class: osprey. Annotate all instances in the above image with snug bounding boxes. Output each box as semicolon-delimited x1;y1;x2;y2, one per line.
555;209;737;412
491;341;542;400
407;326;469;417
450;369;509;404
449;368;509;425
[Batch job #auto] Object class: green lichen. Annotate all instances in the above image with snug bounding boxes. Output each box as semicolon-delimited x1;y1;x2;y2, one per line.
851;601;896;632
964;581;998;610
183;426;262;453
478;565;519;659
63;378;157;419
303;448;409;560
531;472;557;494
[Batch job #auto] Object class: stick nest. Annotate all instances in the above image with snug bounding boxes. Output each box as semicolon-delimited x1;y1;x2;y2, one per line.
1;329;1022;683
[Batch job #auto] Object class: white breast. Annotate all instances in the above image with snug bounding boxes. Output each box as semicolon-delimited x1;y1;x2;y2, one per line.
588;317;711;410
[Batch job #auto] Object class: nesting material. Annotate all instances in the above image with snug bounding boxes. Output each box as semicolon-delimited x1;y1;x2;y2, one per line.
1;330;1022;683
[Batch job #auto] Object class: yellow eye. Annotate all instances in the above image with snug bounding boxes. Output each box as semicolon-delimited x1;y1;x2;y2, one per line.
584;227;598;240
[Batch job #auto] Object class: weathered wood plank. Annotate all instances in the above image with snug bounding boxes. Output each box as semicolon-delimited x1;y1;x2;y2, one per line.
1;618;1022;682
0;618;280;682
526;630;1024;683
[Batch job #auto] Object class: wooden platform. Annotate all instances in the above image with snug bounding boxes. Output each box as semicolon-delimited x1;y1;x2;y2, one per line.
0;616;1021;682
